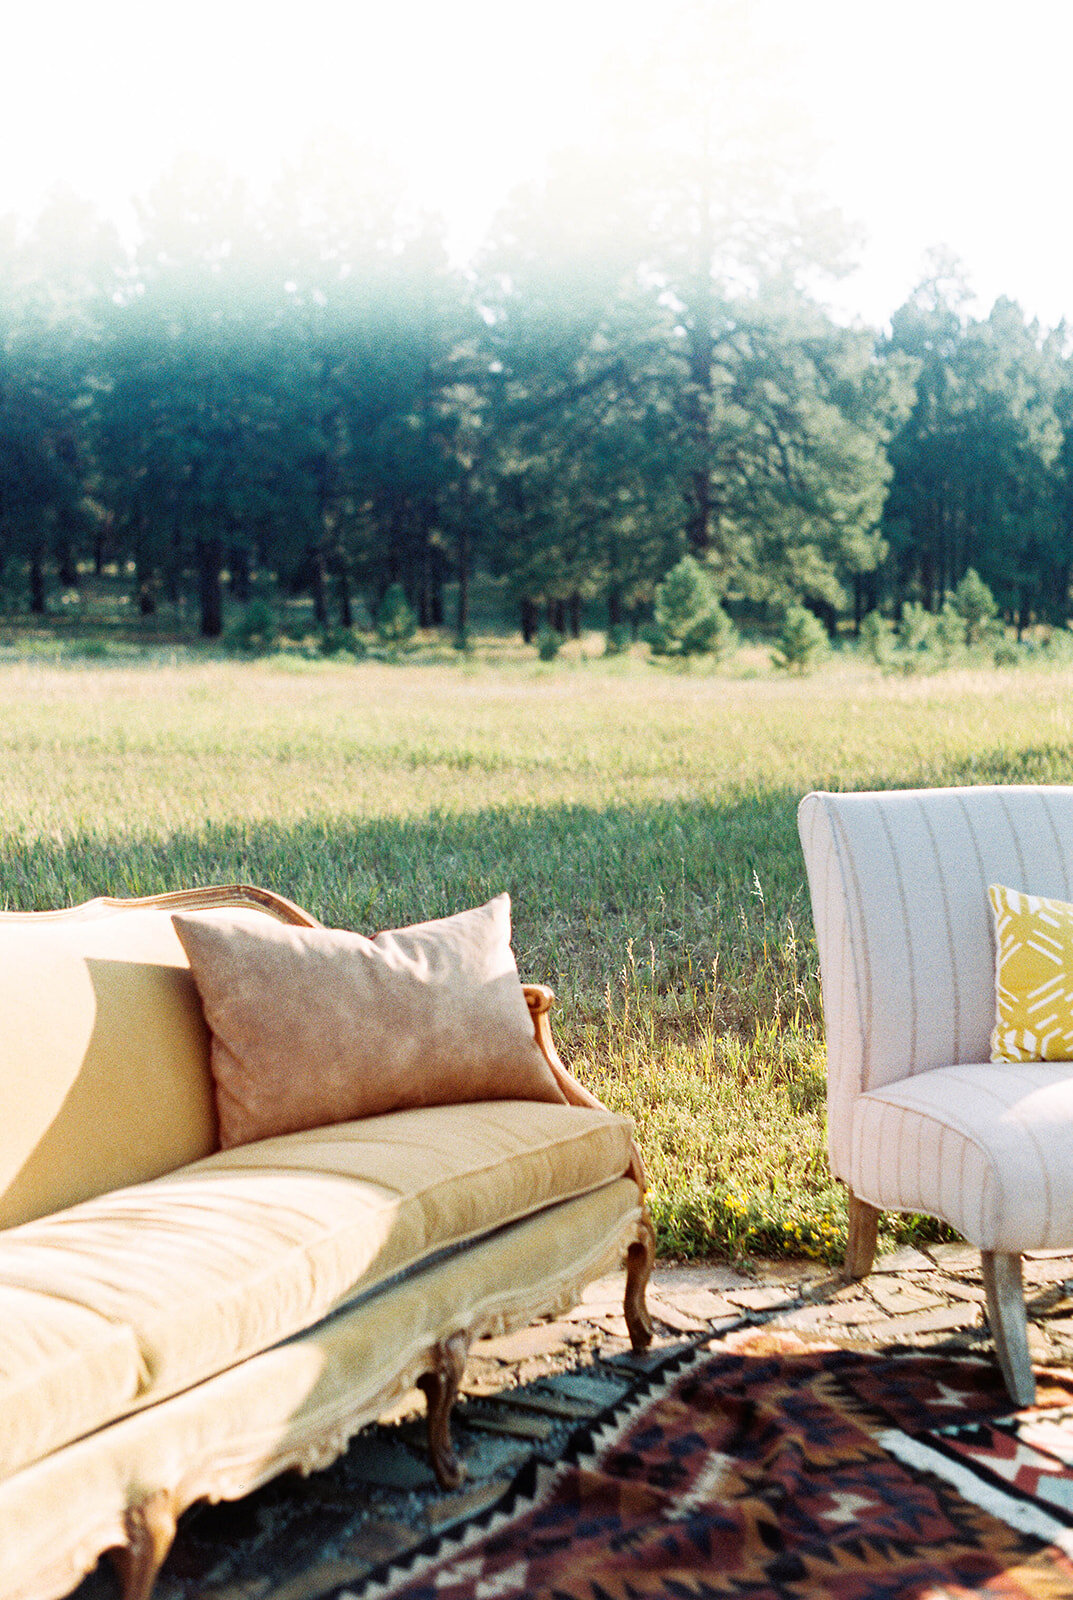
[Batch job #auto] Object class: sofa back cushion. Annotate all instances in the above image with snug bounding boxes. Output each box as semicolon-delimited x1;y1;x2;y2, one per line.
0;906;218;1229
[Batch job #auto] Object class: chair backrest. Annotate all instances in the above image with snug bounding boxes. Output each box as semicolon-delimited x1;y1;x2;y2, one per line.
798;786;1073;1176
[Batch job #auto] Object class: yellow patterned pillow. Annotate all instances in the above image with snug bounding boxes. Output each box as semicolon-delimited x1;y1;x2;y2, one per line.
990;883;1073;1061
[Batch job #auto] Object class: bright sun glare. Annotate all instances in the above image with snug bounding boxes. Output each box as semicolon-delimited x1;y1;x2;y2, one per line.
4;0;1072;331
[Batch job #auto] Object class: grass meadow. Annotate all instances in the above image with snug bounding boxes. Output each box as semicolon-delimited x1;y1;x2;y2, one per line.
6;641;1073;1264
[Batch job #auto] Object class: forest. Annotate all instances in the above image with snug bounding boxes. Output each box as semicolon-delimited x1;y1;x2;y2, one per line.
2;131;1071;647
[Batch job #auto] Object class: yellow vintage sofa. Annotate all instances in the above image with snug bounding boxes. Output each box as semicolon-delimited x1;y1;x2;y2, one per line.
0;886;653;1600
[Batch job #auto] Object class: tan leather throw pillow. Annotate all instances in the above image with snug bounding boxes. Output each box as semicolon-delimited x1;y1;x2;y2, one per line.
172;895;565;1149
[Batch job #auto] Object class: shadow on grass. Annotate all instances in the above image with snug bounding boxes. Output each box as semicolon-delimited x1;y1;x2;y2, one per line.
0;789;813;1015
6;741;1069;1012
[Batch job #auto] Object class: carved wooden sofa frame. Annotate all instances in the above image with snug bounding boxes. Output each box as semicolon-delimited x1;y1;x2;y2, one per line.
0;887;654;1600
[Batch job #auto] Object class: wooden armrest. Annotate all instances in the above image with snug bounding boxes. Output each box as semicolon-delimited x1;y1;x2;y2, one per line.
523;984;647;1190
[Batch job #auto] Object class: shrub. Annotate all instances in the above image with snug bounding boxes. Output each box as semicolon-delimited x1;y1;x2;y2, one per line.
226;599;279;655
318;625;366;658
933;600;965;656
993;637;1022;667
771;604;830;674
536;626;564;661
1042;627;1073;663
375;584;417;649
897;600;933;655
68;636;110;660
604;623;632;657
859;609;891;666
951;567;998;646
649;555;736;660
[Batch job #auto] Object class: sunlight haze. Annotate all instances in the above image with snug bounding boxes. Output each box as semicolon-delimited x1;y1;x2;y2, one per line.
2;0;1070;331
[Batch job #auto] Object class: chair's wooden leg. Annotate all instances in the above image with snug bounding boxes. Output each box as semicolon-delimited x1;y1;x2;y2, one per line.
418;1331;469;1490
981;1250;1036;1407
844;1191;880;1280
624;1214;656;1351
110;1489;177;1600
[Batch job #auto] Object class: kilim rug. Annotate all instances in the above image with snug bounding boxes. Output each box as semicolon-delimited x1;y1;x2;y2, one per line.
348;1332;1073;1600
882;1402;1073;1558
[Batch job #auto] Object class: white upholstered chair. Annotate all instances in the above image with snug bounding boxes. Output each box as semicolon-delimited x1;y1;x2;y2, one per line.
798;785;1073;1405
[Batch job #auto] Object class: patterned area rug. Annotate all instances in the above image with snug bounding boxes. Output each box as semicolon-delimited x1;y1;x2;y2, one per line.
883;1403;1073;1557
349;1333;1073;1600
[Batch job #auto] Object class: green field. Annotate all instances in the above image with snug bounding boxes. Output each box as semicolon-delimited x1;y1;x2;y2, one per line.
6;644;1073;1263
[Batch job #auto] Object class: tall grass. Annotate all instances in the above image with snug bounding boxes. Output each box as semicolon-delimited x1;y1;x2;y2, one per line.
4;648;1073;1261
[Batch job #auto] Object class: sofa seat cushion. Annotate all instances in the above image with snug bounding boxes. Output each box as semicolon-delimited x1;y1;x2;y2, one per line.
0;1287;143;1479
849;1061;1073;1252
0;1100;634;1471
0;1180;644;1600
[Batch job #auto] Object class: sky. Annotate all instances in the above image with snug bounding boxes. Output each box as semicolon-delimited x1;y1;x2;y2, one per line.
2;0;1070;333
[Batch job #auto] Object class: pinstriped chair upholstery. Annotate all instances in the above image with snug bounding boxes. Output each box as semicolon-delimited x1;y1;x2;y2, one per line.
798;786;1073;1405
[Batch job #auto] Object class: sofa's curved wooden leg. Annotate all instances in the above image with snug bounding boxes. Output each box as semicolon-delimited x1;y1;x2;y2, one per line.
624;1214;656;1351
844;1191;880;1281
110;1489;177;1600
418;1331;469;1490
982;1250;1036;1407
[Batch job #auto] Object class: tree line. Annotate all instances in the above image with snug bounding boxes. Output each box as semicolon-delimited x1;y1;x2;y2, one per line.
2;147;1071;645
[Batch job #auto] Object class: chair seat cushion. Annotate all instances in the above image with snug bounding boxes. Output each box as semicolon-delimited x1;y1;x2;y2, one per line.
0;1100;634;1478
850;1062;1073;1252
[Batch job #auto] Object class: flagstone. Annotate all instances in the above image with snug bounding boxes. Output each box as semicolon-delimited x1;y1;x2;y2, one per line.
1024;1258;1073;1286
258;1557;370;1600
725;1284;797;1310
334;1432;436;1491
867;1276;946;1315
500;1386;601;1420
871;1246;936;1273
338;1518;423;1568
424;1478;513;1531
451;1432;532;1482
646;1294;710;1333
820;1298;889;1326
472;1321;586;1362
58;1248;1073;1600
771;1303;842;1331
925;1244;981;1270
189;1579;271;1600
657;1287;743;1320
936;1279;988;1305
591;1312;631;1336
651;1263;752;1292
579;1273;626;1302
460;1404;558;1442
1043;1317;1073;1341
559;1298;620;1320
883;1302;982;1337
546;1369;632;1404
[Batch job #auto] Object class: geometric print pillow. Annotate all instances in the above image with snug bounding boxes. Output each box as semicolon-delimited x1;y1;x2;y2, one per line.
989;883;1073;1061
